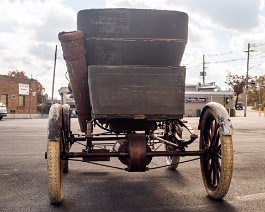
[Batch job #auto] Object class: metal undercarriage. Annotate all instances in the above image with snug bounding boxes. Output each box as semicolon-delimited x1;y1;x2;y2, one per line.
59;119;201;172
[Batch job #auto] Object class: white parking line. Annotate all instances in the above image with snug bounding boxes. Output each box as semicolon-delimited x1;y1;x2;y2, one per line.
236;193;265;201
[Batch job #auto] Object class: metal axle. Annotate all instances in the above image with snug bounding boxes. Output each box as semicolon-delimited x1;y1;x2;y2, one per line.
64;149;206;159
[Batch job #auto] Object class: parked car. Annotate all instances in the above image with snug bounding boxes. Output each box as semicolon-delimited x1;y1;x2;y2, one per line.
0;101;7;120
236;102;243;110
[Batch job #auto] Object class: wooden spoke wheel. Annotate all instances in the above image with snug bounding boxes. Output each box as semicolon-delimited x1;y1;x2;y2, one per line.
200;107;233;199
62;104;71;173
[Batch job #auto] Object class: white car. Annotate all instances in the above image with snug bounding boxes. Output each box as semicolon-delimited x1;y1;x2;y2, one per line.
0;101;7;120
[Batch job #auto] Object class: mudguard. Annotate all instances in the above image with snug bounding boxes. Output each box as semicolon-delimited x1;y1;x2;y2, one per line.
198;102;234;135
48;103;62;140
62;104;70;137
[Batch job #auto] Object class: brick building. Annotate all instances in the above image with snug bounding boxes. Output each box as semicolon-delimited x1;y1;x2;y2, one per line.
0;75;38;115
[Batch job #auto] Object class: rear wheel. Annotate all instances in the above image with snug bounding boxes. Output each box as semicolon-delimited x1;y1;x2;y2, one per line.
62;104;71;173
200;107;233;199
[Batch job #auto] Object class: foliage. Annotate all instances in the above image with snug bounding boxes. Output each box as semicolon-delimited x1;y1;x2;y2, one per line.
8;70;28;78
226;72;247;107
7;70;47;107
247;75;265;108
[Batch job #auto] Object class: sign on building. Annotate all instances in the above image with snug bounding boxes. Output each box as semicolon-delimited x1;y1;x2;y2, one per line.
19;83;29;95
186;97;207;103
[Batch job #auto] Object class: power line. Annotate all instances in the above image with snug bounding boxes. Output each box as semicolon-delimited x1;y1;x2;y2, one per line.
33;66;53;79
207;48;245;57
201;42;265;58
209;57;246;64
185;64;202;69
250;54;265;59
207;51;236;57
252;43;265;48
183;42;265;67
187;57;246;66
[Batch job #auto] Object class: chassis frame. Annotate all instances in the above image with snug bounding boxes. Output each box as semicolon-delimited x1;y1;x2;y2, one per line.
46;102;234;204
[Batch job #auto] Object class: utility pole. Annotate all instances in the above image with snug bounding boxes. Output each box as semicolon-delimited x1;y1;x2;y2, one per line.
51;45;57;105
200;54;206;85
243;43;253;117
29;74;33;119
203;54;206;84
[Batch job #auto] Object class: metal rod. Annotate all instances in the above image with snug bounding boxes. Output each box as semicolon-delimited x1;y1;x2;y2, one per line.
65;152;129;158
93;137;126;141
73;136;126;142
146;150;205;157
150;135;179;148
64;149;206;158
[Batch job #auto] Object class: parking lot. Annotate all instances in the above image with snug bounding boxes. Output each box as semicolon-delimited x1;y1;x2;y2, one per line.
0;108;264;211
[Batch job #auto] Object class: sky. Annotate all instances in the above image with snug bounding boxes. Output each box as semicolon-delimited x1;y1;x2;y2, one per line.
1;0;265;99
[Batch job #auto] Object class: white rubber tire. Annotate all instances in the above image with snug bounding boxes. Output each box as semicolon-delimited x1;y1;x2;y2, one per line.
47;140;62;204
200;107;233;199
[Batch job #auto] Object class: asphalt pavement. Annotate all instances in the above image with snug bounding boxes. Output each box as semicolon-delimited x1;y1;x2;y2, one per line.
0;108;264;211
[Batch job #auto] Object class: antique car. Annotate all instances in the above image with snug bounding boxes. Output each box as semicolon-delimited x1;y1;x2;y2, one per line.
46;9;233;204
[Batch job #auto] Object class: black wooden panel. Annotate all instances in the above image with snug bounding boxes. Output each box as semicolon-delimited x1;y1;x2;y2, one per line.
88;66;186;120
77;9;188;39
84;39;186;66
77;8;188;66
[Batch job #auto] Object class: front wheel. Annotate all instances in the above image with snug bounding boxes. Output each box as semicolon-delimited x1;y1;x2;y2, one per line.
200;106;233;199
47;140;62;204
47;104;63;204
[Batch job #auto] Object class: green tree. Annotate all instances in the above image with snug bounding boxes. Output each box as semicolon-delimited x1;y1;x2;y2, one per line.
226;72;246;108
248;75;265;108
